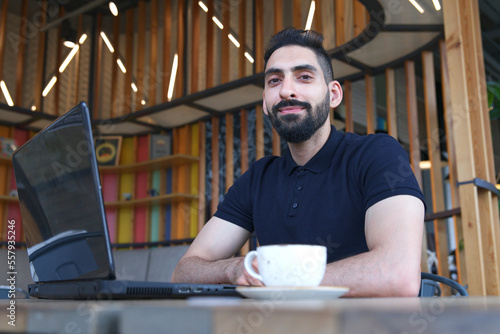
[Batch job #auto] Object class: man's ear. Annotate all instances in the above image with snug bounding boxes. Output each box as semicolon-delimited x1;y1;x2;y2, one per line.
262;91;269;116
329;80;343;109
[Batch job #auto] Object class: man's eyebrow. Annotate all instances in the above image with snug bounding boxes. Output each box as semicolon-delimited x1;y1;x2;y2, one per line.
291;64;318;73
264;64;318;78
264;67;283;78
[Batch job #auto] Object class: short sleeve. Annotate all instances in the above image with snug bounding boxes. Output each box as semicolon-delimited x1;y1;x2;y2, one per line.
213;163;256;232
355;134;426;211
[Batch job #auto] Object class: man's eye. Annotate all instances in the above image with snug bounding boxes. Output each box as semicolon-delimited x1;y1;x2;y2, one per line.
268;78;280;85
299;74;312;80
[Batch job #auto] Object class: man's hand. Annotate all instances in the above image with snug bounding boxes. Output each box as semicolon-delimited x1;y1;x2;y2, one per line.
171;217;264;285
227;257;264;286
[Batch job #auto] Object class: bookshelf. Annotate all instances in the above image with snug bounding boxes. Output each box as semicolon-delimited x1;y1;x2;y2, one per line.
0;154;198;207
99;154;198;174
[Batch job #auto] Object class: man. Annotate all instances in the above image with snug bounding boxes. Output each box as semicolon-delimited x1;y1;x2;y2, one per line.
172;28;425;297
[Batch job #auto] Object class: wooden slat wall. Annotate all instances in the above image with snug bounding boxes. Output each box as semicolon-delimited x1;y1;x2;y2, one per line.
0;0;8;83
405;61;423;189
110;15;120;117
293;0;301;28
221;1;230;85
238;0;246;79
439;40;464;284
255;0;264;73
365;74;375;134
205;0;214;89
162;0;172;102
149;0;158;104
405;60;427;273
191;0;200;95
176;0;185;99
313;0;322;33
15;0;28;107
54;7;64;115
34;0;47;111
124;9;134;113
423;51;450;282
335;0;353;47
136;1;146;110
385;68;398;139
353;0;366;36
443;0;500;296
74;15;83;106
468;0;500;296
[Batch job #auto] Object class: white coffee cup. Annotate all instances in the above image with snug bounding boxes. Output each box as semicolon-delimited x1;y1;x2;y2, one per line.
243;244;327;287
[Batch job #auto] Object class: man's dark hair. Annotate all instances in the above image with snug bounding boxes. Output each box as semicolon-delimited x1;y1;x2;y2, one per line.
264;27;334;83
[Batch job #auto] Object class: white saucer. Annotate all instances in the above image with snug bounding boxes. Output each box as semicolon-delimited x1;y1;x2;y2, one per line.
236;286;349;301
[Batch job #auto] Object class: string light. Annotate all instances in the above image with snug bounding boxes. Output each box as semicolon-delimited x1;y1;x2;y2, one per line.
244;52;254;64
42;76;57;97
228;34;240;48
167;54;179;102
109;2;118;16
0;80;14;106
117;59;126;73
409;0;424;13
101;32;114;53
432;0;441;11
59;45;79;73
79;34;87;44
212;16;223;30
305;1;316;30
198;1;208;12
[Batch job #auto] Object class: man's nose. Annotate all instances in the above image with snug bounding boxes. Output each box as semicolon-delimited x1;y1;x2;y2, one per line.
279;77;297;100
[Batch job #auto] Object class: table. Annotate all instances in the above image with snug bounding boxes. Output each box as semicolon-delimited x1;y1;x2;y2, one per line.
1;296;499;334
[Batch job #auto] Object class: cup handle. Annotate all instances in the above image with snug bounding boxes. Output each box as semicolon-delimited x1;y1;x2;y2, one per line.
243;250;263;282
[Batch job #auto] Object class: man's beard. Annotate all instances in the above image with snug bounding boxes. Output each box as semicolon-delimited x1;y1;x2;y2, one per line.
266;92;330;143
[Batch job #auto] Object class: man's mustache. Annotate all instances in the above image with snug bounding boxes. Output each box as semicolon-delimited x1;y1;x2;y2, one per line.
272;99;312;114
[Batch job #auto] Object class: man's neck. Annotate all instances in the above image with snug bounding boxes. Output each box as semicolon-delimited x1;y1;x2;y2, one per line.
288;122;331;166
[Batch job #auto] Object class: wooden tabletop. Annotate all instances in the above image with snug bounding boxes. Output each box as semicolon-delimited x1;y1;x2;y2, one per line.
1;296;499;334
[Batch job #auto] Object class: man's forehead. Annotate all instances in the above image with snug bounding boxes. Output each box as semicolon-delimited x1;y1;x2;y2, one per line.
265;45;320;72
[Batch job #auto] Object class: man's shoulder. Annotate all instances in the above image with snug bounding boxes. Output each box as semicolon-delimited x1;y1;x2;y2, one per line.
343;132;401;154
249;155;283;170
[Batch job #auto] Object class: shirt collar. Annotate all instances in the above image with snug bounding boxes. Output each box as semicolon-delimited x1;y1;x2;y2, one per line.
284;125;343;175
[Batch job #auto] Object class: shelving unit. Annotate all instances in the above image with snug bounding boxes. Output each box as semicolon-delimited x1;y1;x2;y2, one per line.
99;154;199;174
0;156;11;166
0;154;199;205
105;193;198;208
0;195;17;204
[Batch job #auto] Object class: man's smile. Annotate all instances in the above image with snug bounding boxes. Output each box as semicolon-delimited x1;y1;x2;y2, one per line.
278;106;305;114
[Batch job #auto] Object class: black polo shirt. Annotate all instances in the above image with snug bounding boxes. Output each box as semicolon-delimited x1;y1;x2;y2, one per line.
215;126;425;263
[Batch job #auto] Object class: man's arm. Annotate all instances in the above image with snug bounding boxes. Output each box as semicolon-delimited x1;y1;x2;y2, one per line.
171;216;263;286
321;194;424;297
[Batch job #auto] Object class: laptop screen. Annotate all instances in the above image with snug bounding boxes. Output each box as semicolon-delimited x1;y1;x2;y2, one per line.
12;103;115;283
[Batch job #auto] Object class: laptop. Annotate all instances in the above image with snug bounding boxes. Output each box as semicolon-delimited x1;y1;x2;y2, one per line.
12;102;241;299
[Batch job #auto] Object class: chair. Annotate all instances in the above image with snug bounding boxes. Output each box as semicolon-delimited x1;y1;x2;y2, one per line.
419;272;468;297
